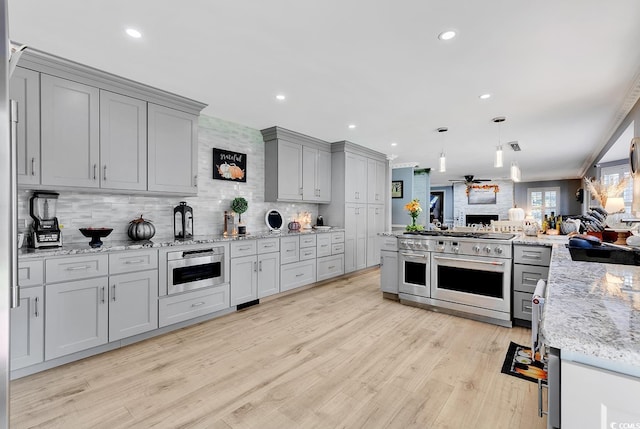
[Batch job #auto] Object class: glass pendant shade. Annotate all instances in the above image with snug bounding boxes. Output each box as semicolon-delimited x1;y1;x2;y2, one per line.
439;152;446;173
494;145;503;168
510;161;521;182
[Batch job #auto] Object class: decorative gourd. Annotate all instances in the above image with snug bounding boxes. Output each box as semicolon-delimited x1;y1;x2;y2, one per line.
128;215;156;241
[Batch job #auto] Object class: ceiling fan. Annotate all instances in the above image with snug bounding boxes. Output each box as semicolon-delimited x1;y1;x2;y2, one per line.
449;175;492;185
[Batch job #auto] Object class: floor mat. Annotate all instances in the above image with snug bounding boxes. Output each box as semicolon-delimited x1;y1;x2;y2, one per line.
500;341;547;384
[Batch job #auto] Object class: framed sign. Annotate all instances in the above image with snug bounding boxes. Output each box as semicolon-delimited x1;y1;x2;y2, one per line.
467;185;498;204
391;180;403;198
213;148;246;182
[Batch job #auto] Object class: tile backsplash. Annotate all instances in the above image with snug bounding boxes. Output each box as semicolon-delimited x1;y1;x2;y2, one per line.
18;115;319;244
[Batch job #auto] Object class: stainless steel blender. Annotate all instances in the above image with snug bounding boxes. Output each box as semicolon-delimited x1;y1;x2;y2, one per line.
29;191;62;248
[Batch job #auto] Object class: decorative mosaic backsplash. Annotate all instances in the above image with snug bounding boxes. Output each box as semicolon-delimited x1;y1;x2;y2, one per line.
17;115;319;244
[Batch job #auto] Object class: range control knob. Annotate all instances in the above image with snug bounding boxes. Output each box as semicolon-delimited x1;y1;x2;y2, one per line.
495;247;503;255
484;246;492;254
472;245;481;253
452;246;460;254
436;245;445;252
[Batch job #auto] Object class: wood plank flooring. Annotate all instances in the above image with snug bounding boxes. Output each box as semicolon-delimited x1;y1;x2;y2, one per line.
10;268;547;429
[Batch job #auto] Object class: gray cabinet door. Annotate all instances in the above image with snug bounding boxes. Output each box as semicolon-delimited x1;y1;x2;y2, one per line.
366;204;385;267
230;255;258;306
345;153;367;203
148;103;198;194
257;252;280;298
367;158;386;203
316;149;332;203
10;67;40;185
108;270;158;341
380;251;398;294
277;140;303;201
10;286;44;370
345;203;367;272
45;277;108;360
302;146;319;201
41;74;100;188
100;90;147;191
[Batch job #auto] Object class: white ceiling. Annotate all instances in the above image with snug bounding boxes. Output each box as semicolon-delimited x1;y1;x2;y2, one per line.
8;1;640;186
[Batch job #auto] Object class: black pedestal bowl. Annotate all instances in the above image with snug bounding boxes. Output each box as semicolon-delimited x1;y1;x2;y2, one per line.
79;228;113;248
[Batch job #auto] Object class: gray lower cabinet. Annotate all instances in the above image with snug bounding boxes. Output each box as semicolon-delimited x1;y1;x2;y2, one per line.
10;66;40;186
513;244;551;323
147;103;198;195
108;270;158;341
45;277;109;360
40;74;100;188
10;286;44;370
258;252;280;298
380;250;399;294
281;259;316;292
345;203;367;273
158;285;230;328
230;254;258;306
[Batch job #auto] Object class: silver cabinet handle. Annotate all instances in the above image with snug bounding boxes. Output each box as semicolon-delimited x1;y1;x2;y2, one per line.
538;379;548;417
103;164;107;181
31;157;35;176
238;246;251;251
259;260;262;271
304;252;312;256
263;243;275;248
295;273;304;277
253;261;257;272
523;305;532;311
101;286;106;303
93;164;97;180
10;100;19;309
320;244;328;247
66;265;92;271
299;187;303;195
193;175;198;187
328;265;335;269
524;277;539;282
192;301;205;307
124;259;146;265
112;284;116;301
380;256;383;266
34;296;39;318
401;253;427;258
286;249;295;253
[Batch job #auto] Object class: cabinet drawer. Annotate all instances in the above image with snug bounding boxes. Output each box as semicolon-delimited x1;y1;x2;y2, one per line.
300;235;317;248
257;238;280;254
231;241;257;258
18;260;43;287
158;284;230;328
513;291;533;321
317;254;344;281
316;234;332;258
332;243;345;255
379;236;398;251
46;254;108;283
513;264;549;294
514;245;551;266
280;260;316;292
109;250;158;275
331;232;345;244
280;237;300;264
300;247;317;261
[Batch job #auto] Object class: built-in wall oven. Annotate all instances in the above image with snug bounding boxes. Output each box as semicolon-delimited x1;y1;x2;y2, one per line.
167;246;224;295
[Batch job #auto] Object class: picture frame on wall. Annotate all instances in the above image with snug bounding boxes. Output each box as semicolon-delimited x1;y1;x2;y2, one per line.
391;180;403;198
213;148;247;182
468;186;498;204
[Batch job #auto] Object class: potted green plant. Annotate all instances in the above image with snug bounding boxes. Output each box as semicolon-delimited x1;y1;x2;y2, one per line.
231;197;248;234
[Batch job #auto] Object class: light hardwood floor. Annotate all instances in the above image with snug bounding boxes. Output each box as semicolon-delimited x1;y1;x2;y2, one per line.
10;268;547;429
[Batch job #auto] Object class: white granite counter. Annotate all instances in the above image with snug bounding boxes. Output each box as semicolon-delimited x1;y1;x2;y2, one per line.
513;233;569;247
18;228;344;260
542;243;640;376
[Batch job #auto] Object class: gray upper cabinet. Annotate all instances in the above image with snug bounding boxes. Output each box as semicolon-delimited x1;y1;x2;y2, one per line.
41;74;100;188
367;158;387;204
262;126;332;203
148;103;198;195
100;90;147;191
345;152;367;203
10;67;40;186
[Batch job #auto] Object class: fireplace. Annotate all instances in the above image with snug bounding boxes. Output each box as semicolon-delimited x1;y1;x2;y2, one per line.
465;214;498;226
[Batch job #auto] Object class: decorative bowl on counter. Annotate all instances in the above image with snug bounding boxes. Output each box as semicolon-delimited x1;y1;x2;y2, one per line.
79;228;113;248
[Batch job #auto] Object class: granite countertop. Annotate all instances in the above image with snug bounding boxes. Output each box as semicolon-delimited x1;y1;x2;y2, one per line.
542;243;640;376
513;233;569;246
18;228;344;260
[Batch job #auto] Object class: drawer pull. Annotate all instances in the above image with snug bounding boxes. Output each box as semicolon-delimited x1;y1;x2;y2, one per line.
101;286;106;304
304;252;312;256
238;246;251;251
524;277;540;282
295;273;304;277
191;301;205;307
320;244;328;247
112;284;116;301
124;259;146;265
66;265;92;271
34;296;39;318
286;249;295;253
328;265;336;269
263;243;275;248
523;305;532;311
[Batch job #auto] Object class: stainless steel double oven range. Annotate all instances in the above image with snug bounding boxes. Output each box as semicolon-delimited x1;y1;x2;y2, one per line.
398;230;515;327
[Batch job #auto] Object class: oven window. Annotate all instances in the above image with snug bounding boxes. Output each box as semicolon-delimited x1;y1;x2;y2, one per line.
405;261;427;286
173;261;221;285
437;266;503;298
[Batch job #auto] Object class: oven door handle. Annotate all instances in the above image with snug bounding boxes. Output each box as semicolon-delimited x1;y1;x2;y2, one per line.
433;256;505;266
400;253;428;258
181;249;217;258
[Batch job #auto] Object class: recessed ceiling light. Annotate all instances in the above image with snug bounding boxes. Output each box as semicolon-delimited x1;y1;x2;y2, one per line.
126;28;142;38
438;30;456;41
479;93;491;100
348;124;356;129
275;94;286;101
391;142;397;147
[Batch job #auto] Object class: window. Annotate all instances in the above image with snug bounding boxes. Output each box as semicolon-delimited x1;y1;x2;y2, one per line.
528;187;561;223
600;163;632;213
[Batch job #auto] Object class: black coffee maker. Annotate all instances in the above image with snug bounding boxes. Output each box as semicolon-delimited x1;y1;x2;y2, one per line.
29;191;62;248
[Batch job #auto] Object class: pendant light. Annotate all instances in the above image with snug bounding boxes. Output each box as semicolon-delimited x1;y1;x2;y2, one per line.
437;127;448;173
492;117;506;168
510;161;521;182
